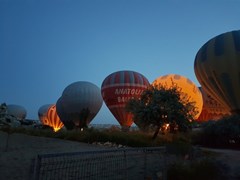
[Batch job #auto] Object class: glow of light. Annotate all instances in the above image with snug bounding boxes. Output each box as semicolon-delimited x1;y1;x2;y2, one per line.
53;127;61;132
46;105;64;132
165;123;169;130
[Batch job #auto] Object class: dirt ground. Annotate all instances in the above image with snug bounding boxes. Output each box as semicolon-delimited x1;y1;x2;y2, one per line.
0;131;240;180
201;147;240;179
0;131;108;180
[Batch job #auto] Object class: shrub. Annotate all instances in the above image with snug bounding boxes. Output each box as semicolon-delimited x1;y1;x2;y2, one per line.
167;158;228;180
192;115;240;149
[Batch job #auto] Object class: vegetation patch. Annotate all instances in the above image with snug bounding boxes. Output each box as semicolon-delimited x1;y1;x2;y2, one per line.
167;158;229;180
192;115;240;149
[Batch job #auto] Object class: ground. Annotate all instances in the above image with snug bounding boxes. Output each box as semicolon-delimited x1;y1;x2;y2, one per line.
0;131;108;180
0;131;240;180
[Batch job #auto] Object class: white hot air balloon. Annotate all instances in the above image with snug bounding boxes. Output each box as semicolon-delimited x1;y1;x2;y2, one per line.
38;104;53;125
56;81;103;130
7;104;27;120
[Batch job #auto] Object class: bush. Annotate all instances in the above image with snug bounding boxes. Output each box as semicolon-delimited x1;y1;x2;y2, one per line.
0;127;167;147
192;115;240;149
167;158;228;180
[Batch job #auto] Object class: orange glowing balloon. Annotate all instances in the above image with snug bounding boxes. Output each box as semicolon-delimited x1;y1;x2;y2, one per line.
46;105;64;132
152;74;203;119
39;104;64;132
197;87;230;122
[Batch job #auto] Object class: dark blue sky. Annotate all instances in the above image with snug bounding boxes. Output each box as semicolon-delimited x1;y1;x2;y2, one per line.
1;0;239;124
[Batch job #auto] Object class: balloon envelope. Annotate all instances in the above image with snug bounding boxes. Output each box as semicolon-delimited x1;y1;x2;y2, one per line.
194;30;240;114
101;70;150;128
56;81;103;129
7;104;27;120
38;104;53;124
197;87;230;122
46;105;64;132
152;74;203;119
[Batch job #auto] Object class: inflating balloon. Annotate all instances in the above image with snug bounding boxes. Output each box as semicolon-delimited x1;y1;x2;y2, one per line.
101;70;150;128
38;104;64;132
194;30;240;114
38;104;53;125
46;105;64;132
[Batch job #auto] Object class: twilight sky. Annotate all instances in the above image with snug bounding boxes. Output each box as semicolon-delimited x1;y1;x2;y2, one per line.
1;0;239;124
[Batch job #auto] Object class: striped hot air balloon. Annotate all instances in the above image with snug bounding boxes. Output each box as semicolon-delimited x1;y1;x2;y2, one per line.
46;105;64;132
38;104;53;125
194;30;240;114
101;70;150;129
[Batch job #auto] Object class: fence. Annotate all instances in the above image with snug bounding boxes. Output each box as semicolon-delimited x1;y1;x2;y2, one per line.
31;147;166;180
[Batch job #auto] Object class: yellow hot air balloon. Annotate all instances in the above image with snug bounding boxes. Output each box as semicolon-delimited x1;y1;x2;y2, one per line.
152;74;203;119
194;30;240;114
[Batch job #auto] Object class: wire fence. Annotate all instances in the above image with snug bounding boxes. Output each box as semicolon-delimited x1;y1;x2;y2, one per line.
31;147;167;180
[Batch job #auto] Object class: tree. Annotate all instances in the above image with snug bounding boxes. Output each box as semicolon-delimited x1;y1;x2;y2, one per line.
126;84;198;139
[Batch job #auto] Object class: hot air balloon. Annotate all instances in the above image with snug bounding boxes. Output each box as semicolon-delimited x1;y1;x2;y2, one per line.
152;74;203;119
38;104;64;132
38;104;53;125
46;105;64;132
7;104;27;120
194;30;240;114
101;70;150;129
197;87;230;122
56;81;103;130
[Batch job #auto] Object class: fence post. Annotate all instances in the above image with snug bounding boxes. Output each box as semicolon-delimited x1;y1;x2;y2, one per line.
163;151;167;180
143;149;147;179
33;155;41;180
123;149;128;179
